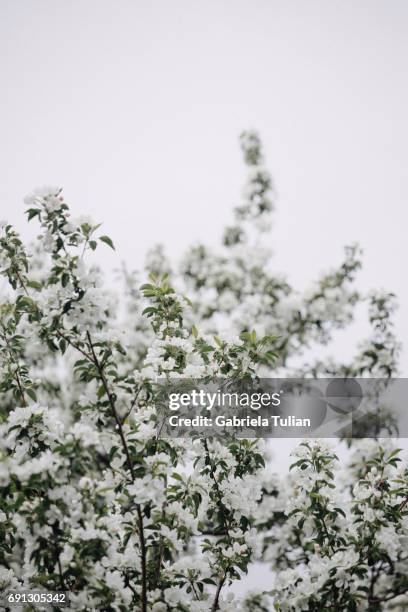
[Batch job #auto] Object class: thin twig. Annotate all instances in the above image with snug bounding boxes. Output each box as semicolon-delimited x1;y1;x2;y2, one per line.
211;575;226;612
86;330;148;612
399;494;408;512
203;439;232;611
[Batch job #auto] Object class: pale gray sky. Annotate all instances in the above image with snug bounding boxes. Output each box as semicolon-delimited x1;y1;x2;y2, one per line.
1;0;407;371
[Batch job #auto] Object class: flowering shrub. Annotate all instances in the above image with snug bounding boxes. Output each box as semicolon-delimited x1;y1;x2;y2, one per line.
0;133;406;610
267;441;408;610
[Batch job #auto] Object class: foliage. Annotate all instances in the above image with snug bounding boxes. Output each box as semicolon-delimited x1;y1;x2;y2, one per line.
0;135;405;611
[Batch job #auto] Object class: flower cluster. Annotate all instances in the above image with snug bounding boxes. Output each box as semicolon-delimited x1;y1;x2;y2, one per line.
268;441;408;610
0;132;405;611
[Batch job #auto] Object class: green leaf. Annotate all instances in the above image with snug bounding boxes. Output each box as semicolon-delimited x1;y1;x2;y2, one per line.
26;388;37;402
99;235;115;250
27;280;42;291
97;385;106;399
26;208;40;221
388;448;402;460
142;306;157;316
59;338;67;354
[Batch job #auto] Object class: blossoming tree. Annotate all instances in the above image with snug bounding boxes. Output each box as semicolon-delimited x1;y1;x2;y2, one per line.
0;133;406;610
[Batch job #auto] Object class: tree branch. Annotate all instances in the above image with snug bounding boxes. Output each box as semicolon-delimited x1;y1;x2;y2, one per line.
86;330;148;612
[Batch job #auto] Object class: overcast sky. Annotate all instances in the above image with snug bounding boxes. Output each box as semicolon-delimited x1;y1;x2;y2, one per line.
1;0;407;373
